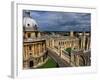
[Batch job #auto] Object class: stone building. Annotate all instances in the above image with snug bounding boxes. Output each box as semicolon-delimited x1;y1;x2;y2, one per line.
46;31;91;66
77;32;91;50
23;13;47;69
70;50;91;66
47;31;79;51
23;11;91;68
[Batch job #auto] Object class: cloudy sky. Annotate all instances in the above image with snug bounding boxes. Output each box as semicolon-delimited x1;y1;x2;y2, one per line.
23;10;91;32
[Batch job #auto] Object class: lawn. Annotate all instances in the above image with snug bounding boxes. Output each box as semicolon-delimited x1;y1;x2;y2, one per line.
38;58;58;68
65;47;72;53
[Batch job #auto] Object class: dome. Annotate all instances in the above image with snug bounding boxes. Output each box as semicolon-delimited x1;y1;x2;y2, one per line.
23;17;38;28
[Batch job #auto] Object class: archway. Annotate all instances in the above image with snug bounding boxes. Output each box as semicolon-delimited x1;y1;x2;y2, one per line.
29;60;34;68
79;55;85;66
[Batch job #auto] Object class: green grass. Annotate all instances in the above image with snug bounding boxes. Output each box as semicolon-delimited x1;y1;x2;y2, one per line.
65;47;72;53
38;58;57;68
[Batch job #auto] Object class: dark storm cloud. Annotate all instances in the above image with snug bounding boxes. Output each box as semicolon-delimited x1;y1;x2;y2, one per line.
23;10;91;32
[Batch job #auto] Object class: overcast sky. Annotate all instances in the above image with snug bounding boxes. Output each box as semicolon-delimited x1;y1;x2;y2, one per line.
23;10;91;32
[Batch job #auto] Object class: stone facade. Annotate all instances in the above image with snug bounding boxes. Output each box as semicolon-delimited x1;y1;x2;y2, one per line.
46;31;91;66
23;17;48;69
23;11;91;68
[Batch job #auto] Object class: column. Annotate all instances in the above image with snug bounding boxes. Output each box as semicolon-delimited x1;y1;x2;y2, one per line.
76;55;79;66
36;44;38;56
24;45;26;58
89;37;91;49
31;32;36;38
40;43;42;53
25;45;27;59
43;43;46;52
45;43;46;51
23;45;25;59
50;40;52;47
87;37;90;50
38;43;40;54
32;44;34;56
52;40;54;48
82;33;86;50
40;43;41;53
80;37;83;49
27;45;29;59
70;41;71;47
37;44;39;56
71;53;74;64
38;32;41;37
34;44;36;56
25;32;28;39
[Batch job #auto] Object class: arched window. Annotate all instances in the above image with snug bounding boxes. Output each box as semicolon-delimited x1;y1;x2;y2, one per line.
29;45;32;50
28;33;31;38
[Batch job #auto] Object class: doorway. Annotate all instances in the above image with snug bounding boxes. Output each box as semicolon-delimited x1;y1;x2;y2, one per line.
29;60;34;68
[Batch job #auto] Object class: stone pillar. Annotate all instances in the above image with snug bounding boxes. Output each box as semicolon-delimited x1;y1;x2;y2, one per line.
77;40;79;50
71;53;74;65
25;45;27;59
38;43;40;54
52;39;54;48
36;44;38;56
31;32;36;38
50;40;51;47
25;32;28;39
81;38;83;49
82;33;86;50
27;45;29;59
43;43;45;52
42;43;44;52
37;44;39;56
34;44;36;56
36;44;39;56
32;44;34;56
38;32;41;38
49;41;50;47
23;46;24;58
89;37;90;49
64;42;66;49
76;55;79;66
87;37;90;50
78;33;83;49
45;43;46;51
86;37;88;50
70;42;71;47
41;43;43;52
40;43;42;53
